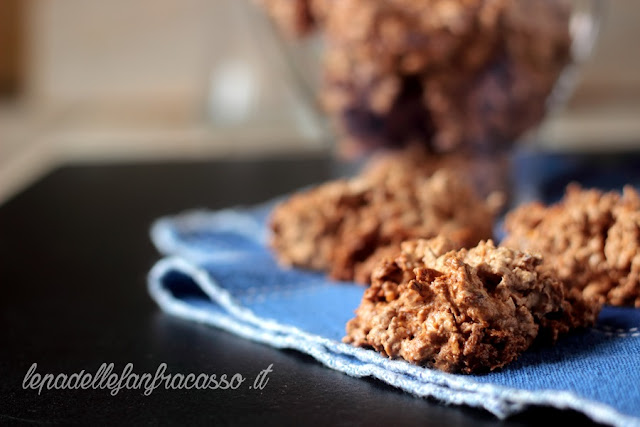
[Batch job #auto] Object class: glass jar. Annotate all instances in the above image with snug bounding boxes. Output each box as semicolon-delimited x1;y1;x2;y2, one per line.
241;1;603;201
259;0;602;153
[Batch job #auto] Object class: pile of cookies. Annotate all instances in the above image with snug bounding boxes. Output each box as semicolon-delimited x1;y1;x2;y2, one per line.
269;153;640;373
259;0;572;155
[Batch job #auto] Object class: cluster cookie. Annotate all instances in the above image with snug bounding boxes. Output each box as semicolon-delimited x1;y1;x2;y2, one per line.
503;185;640;307
343;237;600;373
260;0;572;155
269;150;501;283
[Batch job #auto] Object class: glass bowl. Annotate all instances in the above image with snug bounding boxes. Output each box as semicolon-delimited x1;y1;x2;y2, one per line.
256;0;603;159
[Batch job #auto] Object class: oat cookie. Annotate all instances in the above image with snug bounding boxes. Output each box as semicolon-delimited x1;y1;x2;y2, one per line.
269;152;500;282
343;237;599;373
503;185;640;307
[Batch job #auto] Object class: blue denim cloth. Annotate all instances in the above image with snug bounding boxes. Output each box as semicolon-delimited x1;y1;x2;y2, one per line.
148;202;640;427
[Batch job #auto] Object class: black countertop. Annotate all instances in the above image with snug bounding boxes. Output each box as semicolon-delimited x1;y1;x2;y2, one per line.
3;151;635;425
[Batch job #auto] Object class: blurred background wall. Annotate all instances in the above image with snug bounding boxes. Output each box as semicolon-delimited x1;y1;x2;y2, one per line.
1;0;639;202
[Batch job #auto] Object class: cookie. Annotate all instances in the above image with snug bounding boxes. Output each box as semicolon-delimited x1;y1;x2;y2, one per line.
269;151;500;282
503;184;640;307
343;237;600;373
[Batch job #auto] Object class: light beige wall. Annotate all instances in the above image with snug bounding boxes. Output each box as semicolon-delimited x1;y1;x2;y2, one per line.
26;0;222;104
24;1;640;104
23;0;323;132
579;1;640;90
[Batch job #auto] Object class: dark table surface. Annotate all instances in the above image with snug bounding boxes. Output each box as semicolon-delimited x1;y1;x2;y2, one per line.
3;151;637;425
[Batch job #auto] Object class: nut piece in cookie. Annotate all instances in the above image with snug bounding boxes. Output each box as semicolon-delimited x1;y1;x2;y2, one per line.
343;237;599;373
269;152;500;283
503;184;640;307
